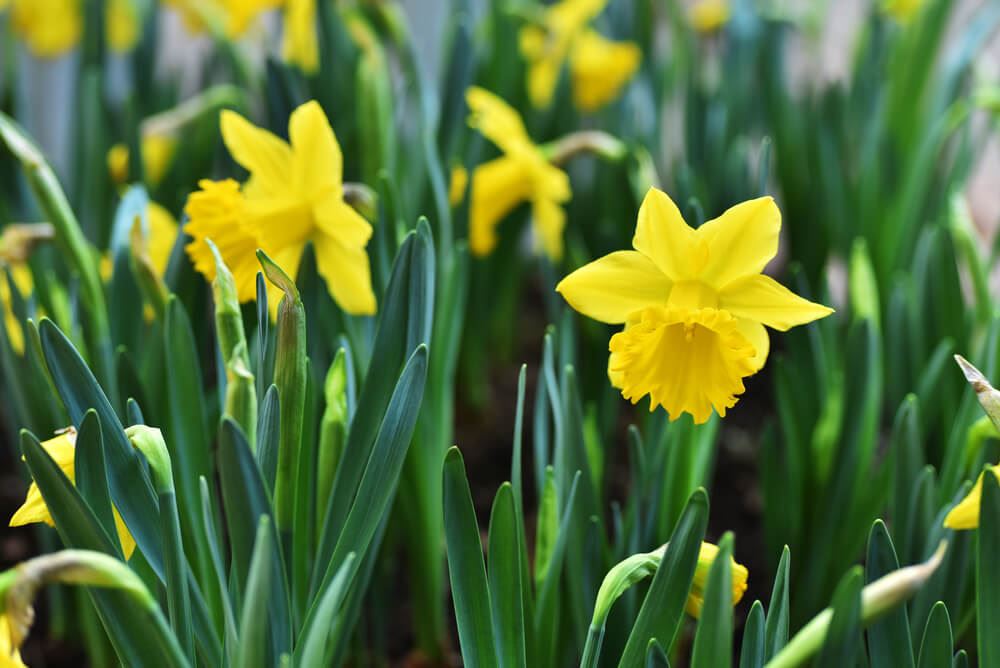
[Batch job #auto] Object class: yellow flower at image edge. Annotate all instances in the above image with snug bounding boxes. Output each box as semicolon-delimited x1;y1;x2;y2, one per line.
687;542;749;618
463;87;571;261
0;264;32;356
689;0;730;34
165;0;282;38
0;615;26;668
557;188;833;423
944;466;1000;530
185;100;376;315
883;0;924;22
10;429;136;559
9;0;139;57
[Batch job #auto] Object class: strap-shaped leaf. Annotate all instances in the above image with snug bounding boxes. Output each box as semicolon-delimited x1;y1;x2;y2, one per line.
619;488;708;667
978;470;1000;666
444;447;498;668
488;483;527;668
235;516;273;668
739;601;765;668
917;602;953;668
764;546;790;659
691;532;735;668
294;554;358;667
865;521;915;668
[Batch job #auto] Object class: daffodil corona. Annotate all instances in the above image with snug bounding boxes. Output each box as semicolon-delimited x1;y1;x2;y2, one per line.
519;0;640;111
10;429;136;559
185;101;376;316
461;87;571;261
557;188;833;423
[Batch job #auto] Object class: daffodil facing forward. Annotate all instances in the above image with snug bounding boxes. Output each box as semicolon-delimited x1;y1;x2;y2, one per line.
519;0;640;111
462;87;571;261
557;188;833;423
184;101;376;315
10;429;136;559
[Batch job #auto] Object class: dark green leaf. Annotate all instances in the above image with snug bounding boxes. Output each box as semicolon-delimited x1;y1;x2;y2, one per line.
739;601;765;668
691;532;734;668
817;567;863;668
865;521;914;668
917;602;953;668
978;469;1000;666
488;483;526;668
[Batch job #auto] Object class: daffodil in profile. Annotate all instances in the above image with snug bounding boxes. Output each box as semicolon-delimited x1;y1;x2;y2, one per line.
519;0;640;110
687;541;749;618
689;0;730;34
185;101;376;315
557;188;833;423
462;87;571;261
10;429;136;559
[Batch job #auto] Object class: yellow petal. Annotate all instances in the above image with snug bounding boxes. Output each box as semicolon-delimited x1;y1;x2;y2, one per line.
10;0;82;57
466;87;531;154
0;615;27;667
556;251;670;324
735;318;769;372
114;509;136;560
689;0;730;33
608;307;757;424
632;188;702;281
220;109;294;195
313;193;373;249
944;467;1000;530
696;196;780;289
570;31;641;112
449;166;469;205
313;233;376;315
283;0;319;73
468;156;534;257
532;193;567;262
719;274;834;331
147;203;179;276
288;100;342;199
10;431;76;528
107;0;140;53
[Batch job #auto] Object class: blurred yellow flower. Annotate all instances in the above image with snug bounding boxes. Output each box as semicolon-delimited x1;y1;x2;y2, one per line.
107;0;141;52
0;264;32;356
0;615;26;668
519;0;639;110
9;0;139;57
10;0;81;57
10;429;136;560
107;135;177;187
689;0;730;34
557;188;833;423
186;101;376;315
165;0;282;38
283;0;318;73
463;87;571;261
99;203;179;283
883;0;924;22
944;466;1000;530
686;542;749;618
569;30;641;112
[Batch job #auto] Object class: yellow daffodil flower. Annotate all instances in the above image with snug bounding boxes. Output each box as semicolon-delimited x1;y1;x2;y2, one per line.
519;0;639;111
10;429;136;559
10;0;81;57
106;0;140;52
165;0;282;38
99;203;179;283
0;614;26;668
687;541;749;618
185;101;376;315
557;188;833;423
569;30;641;112
689;0;730;34
283;0;318;74
0;264;32;356
883;0;924;22
463;87;571;261
107;135;177;188
9;0;139;57
944;466;1000;530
